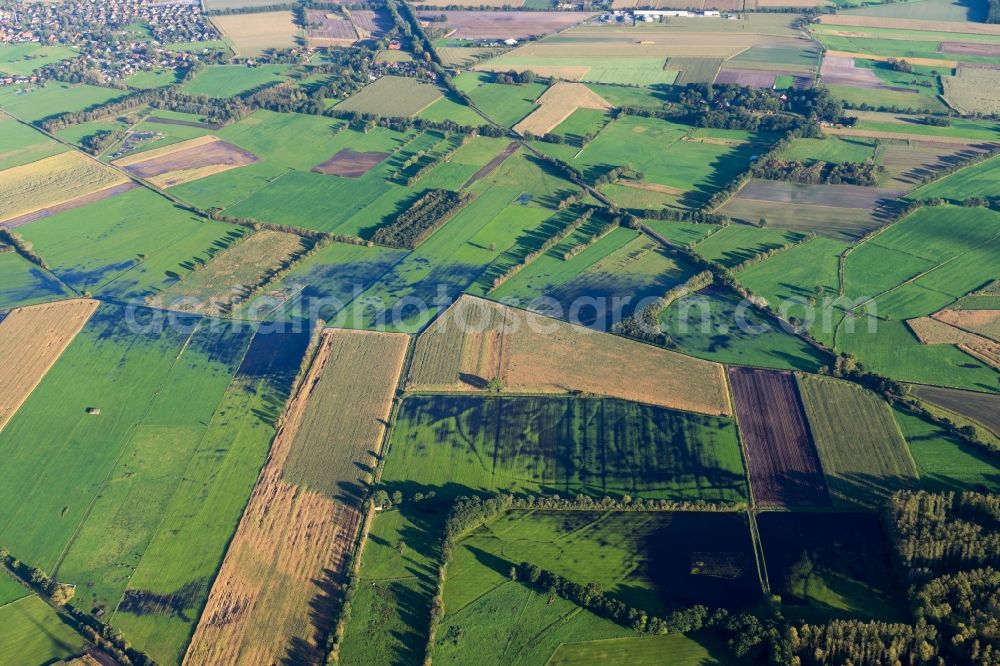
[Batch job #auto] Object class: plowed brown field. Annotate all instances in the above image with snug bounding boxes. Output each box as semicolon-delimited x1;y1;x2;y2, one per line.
729;366;829;507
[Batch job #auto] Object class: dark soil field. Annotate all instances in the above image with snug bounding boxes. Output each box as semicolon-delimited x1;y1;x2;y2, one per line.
758;512;909;622
910;384;1000;436
735;179;904;209
715;68;777;87
938;41;1000;57
350;9;393;38
425;11;594;39
819;56;884;88
122;140;258;179
312;148;391;176
306;10;358;42
728;367;830;507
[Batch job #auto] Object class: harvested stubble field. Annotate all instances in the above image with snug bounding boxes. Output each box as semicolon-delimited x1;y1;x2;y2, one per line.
211;11;299;57
0;151;127;223
905;316;999;370
407;295;732;416
939;41;1000;57
149;230;310;315
513;82;611;136
728;367;830;507
335;75;443;117
427;11;595;39
113;135;258;188
910;383;1000;436
796;374;918;507
943;66;1000;115
312;148;390;177
185;329;408;666
0;298;98;432
933;308;1000;342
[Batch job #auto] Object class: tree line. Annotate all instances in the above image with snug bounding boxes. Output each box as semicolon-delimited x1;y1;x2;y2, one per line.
751;157;884;186
372;189;471;248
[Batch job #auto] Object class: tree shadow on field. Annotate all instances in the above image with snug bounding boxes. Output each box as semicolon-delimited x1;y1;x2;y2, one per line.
281;567;344;666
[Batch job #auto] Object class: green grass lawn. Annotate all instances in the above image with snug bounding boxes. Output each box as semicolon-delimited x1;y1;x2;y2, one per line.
126;68;182;89
796;374;918;507
17;187;248;301
460;72;547;128
694;225;806;269
892;405;1000;492
181;64;291;98
0;251;73;310
911;155;1000;202
0;573;27;606
549;633;742;666
778;135;878;164
0;82;124;122
0;43;77;76
660;287;829;372
0;115;65;170
381;395;748;502
0;595;86;664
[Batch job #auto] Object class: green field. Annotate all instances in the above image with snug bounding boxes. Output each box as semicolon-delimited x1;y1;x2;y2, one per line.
417;94;487;127
554;116;764;208
694;225;806;269
0;115;65;170
0;307;306;663
341;150;577;331
17;187;248;301
736;236;851;347
125;68;182;89
843;0;986;22
490;230;697;330
457;72;547;128
892;405;1000;492
339;505;443;666
0;43;77;76
826;84;949;114
912;155;1000;202
335;75;444;117
381;395;748;502
0;251;73;310
844;205;1000;318
181;64;291;98
796;374;918;507
0;82;124;123
549;633;741;666
0;595;87;664
777;135;879;164
660;287;829;372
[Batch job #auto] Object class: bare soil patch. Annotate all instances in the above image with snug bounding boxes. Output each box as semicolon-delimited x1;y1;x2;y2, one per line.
0;299;99;433
820;55;885;88
939;41;1000;57
878;141;995;188
426;11;597;39
715;68;777;87
736;178;904;209
408;295;732;416
350;9;393;39
513;81;611;136
728;366;829;508
115;136;258;187
910;383;1000;436
306;10;358;47
312;149;390;177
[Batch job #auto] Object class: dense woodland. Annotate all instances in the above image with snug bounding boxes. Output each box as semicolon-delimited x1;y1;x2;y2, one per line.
372;189;470;248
